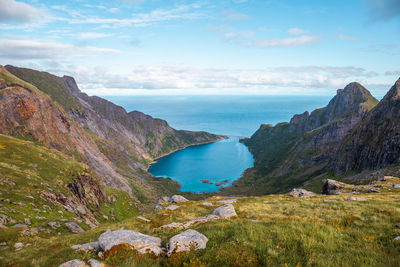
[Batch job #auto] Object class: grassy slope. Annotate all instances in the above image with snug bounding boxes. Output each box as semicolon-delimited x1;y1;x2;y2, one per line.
0;133;138;229
1;184;400;266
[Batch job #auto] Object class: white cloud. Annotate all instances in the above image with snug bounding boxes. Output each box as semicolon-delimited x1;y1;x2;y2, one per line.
77;32;114;39
288;28;309;35
0;0;41;23
68;4;203;27
385;70;400;75
41;63;380;96
0;39;119;59
338;34;360;41
251;35;319;47
222;10;250;20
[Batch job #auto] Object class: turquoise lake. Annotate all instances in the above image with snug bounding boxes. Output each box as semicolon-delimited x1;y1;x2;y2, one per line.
103;95;332;192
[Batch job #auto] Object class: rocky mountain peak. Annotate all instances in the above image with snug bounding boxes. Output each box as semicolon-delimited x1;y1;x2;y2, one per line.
381;77;400;102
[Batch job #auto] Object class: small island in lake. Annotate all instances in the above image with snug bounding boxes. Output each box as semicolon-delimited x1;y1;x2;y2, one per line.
201;179;214;184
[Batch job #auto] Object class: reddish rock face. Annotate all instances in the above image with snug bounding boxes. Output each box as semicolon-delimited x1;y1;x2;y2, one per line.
0;82;132;194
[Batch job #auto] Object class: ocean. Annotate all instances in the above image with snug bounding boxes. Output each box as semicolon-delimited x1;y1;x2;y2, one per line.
103;95;332;192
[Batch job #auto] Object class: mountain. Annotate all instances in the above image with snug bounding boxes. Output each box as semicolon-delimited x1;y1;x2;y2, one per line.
0;65;224;204
223;82;379;195
334;78;400;174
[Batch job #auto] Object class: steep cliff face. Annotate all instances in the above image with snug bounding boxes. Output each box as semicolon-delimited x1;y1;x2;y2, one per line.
243;82;378;178
0;68;132;194
334;78;400;174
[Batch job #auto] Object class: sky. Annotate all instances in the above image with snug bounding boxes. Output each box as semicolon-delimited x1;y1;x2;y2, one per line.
0;0;399;96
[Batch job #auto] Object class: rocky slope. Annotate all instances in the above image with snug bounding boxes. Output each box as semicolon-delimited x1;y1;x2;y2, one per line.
1;65;223;200
334;78;400;174
230;82;379;195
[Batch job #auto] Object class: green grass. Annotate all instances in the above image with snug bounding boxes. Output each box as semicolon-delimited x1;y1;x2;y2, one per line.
1;190;400;266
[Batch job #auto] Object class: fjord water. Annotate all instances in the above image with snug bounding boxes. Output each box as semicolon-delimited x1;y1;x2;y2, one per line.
104;95;332;192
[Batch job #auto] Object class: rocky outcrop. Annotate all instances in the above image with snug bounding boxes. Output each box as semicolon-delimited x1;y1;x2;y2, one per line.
65;222;85;233
167;229;208;257
288;188;316;198
98;228;163;255
322;179;351;195
169;195;189;203
334;78;400;174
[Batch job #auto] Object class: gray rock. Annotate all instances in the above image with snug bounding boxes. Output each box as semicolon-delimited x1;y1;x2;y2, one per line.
182;215;219;228
98;228;163;255
0;223;7;229
393;184;400;188
396;223;400;228
201;202;213;206
289;188;316;198
88;259;107;267
58;259;89;267
48;221;61;229
14;242;24;250
24;218;31;225
167;229;208;256
71;242;100;252
366;188;380;193
0;214;12;224
164;205;180;211
65;222;84;233
169;195;189;203
0;242;6;246
137;216;151;223
347;196;366;201
217;199;237;204
212;204;237;218
155;222;184;231
394;236;400;242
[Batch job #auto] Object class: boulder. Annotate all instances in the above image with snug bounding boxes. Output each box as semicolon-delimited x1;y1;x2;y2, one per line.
201;202;213;206
14;242;24;250
48;221;61;229
289;188;316;198
394;236;400;242
217;199;237;204
212;204;237;218
59;259;89;267
88;259;107;267
71;242;100;252
322;179;350;195
393;184;400;189
164;205;180;211
98;228;163;255
155;222;184;231
347;196;366;201
182;215;219;228
169;195;189;203
167;229;208;256
12;224;28;229
65;222;84;233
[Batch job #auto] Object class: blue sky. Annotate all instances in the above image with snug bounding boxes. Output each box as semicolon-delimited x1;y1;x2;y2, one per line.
0;0;399;96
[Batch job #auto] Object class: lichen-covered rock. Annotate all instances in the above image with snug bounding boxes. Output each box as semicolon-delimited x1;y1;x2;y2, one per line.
347;196;366;201
155;215;220;232
71;242;100;252
65;222;84;233
164;205;180;211
137;216;151;223
167;229;208;256
322;179;350;195
88;259;107;267
98;228;163;255
217;199;237;204
212;204;237;218
169;195;189;203
289;188;316;198
58;259;89;267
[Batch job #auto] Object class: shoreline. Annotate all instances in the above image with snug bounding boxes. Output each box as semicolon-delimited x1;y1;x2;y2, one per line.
147;135;228;169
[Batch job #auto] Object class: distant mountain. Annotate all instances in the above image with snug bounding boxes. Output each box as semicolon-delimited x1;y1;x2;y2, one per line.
223;82;381;195
0;65;223;205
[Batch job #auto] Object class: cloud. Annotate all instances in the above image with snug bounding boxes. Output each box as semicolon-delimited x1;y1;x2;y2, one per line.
69;4;203;27
251;35;319;47
222;10;250;20
77;32;114;39
0;0;41;23
365;0;400;21
288;28;309;35
385;70;400;75
42;63;380;96
338;34;360;41
0;39;119;59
